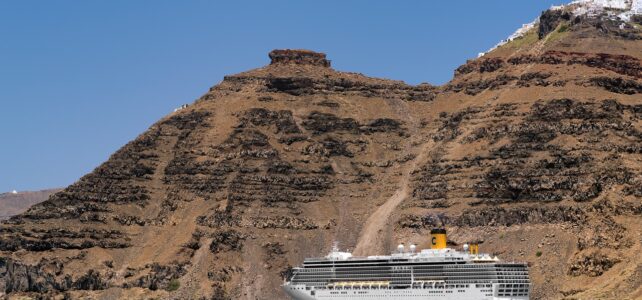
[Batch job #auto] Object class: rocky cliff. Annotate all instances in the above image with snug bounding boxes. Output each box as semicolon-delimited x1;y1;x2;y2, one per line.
1;6;641;300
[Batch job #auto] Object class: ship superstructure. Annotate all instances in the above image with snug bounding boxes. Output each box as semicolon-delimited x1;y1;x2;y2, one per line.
283;229;530;300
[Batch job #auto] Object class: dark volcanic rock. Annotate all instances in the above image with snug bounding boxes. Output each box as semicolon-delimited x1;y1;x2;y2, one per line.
462;51;642;79
222;70;436;101
517;72;553;87
0;257;108;293
539;9;571;39
361;118;405;135
447;75;518;95
303;137;354;157
252;216;318;230
419;99;640;206
239;108;301;134
399;205;588;228
72;270;106;290
267;77;315;95
228;173;333;205
1;257;68;293
222;129;271;149
263;242;286;259
209;230;245;254
197;209;241;228
269;49;331;67
568;252;620;277
129;263;187;291
590;77;642;94
508;51;642;78
0;228;129;252
302;112;360;134
455;58;505;76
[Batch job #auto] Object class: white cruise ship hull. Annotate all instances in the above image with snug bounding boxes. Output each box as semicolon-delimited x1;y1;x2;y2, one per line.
284;240;530;300
284;284;527;300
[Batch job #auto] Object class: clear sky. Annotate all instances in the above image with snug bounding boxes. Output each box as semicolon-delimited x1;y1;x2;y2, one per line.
0;1;568;192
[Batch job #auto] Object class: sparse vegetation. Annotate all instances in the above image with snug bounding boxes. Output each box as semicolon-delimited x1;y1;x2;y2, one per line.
545;22;570;44
558;23;569;33
536;251;543;257
501;28;538;50
167;279;180;292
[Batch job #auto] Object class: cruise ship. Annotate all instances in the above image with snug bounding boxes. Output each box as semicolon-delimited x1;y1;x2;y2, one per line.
283;229;530;300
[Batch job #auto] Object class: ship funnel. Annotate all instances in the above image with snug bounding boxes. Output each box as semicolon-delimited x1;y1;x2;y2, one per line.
469;243;479;255
430;228;447;250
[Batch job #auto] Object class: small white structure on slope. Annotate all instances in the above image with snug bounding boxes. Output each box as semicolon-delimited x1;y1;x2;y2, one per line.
11;190;18;194
173;104;189;112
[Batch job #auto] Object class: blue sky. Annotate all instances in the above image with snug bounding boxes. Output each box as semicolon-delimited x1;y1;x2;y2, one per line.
0;1;568;192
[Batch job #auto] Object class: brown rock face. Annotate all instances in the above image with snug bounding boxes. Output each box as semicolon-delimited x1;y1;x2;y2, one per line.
1;10;642;300
268;49;331;67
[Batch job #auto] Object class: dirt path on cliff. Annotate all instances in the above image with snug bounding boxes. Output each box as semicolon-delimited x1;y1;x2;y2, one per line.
351;34;552;257
170;237;213;300
352;99;433;256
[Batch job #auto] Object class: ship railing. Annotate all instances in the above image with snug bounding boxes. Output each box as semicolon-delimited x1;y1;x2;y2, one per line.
410;280;446;289
326;281;391;290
